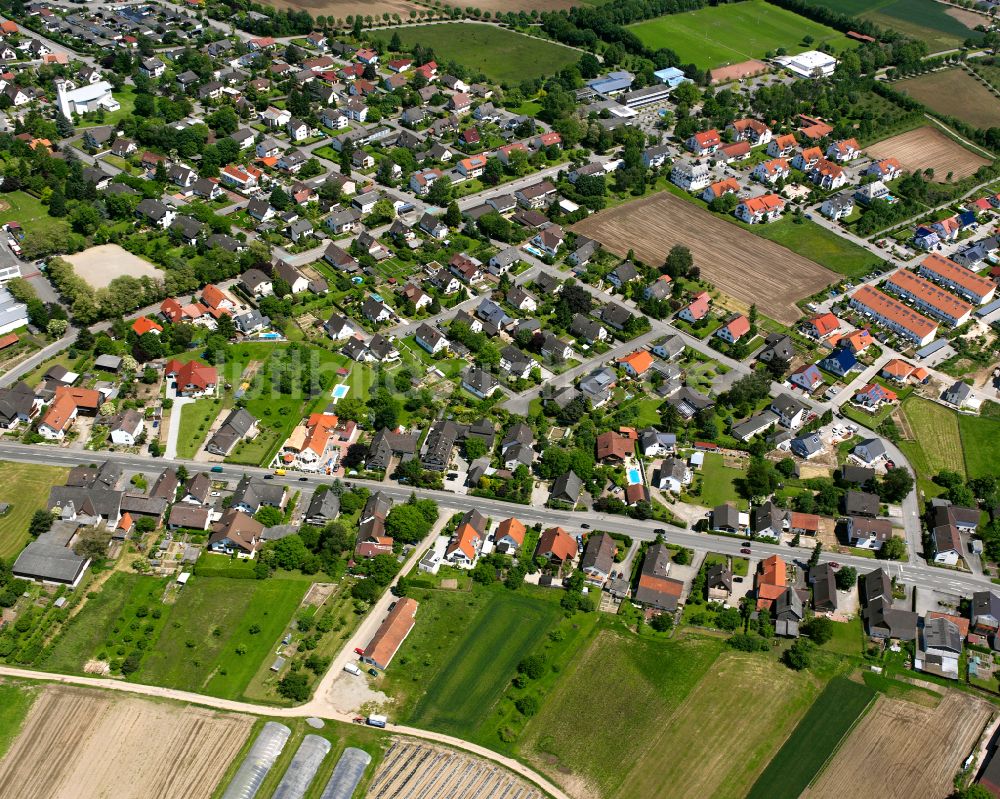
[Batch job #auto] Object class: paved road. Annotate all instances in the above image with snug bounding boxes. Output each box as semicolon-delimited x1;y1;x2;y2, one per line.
0;330;76;389
0;442;982;596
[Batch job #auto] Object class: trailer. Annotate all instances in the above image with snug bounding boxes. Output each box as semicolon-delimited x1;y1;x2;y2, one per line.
366;714;387;729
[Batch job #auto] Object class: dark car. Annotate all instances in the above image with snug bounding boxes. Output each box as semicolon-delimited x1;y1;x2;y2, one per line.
581;523;591;529
263;474;273;480
298;476;308;481
654;528;667;535
742;541;752;546
740;547;751;554
368;668;379;677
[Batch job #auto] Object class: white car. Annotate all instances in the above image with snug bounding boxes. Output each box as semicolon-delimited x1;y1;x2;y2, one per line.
210;491;221;497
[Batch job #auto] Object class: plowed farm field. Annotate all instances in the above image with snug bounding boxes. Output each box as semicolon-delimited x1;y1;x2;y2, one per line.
0;684;253;799
572;192;836;324
801;692;991;799
866;126;990;182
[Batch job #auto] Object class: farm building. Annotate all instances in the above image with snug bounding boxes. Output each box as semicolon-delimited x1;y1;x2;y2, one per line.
362;597;419;670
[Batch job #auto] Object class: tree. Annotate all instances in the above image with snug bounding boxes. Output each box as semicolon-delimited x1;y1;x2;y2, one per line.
269;185;291;211
879;467;914;503
808;542;822;568
802;615;833;645
518;654;546;679
384;503;432;544
464;436;487;460
650;612;673;632
351;578;381;603
28;509;53;538
427;176;452;206
444;200;462;228
48;189;67;217
835;565;857;590
956;786;995;799
741;457;778;502
255;506;284;527
880;536;907;560
663;244;693;278
277;672;311;701
515;695;539;716
783;638;814;670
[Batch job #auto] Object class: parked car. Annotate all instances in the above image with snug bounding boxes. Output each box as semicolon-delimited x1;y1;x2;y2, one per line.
354;647;364;655
740;547;751;554
654;528;667;534
581;523;590;529
368;668;379;677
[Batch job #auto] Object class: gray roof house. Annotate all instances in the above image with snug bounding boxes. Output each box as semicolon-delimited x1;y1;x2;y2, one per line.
206;408;258;456
550;471;582;506
12;521;90;586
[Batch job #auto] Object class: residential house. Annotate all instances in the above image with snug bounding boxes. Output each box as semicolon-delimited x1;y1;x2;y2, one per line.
580;533;615;585
634;542;684;612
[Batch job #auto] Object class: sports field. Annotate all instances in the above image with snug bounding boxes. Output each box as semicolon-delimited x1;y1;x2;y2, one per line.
521;630;724;798
629;0;854;70
405;592;559;738
0;461;69;560
746;677;876;799
387;23;579;84
803;0;984;51
895;69;1000;130
614;651;819;799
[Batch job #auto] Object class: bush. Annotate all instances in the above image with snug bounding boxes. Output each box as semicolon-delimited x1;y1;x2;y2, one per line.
517;654;546;679
650;612;673;632
727;633;770;652
783;638;814;670
802;616;833;645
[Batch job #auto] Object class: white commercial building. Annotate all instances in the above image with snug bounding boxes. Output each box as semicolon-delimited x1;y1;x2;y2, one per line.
56;80;120;118
776;50;837;79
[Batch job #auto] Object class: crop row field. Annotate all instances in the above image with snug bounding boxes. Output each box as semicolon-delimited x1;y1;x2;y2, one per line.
866;126;991;183
571;191;840;325
630;0;855;70
894;69;1000;131
802;692;991;799
0;684;252;799
746;677;876;799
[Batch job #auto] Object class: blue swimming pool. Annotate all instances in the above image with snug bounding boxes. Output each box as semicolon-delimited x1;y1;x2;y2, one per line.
332;384;350;399
627;467;641;484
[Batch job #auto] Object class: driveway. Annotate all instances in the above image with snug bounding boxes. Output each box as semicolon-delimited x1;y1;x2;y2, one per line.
163;395;192;460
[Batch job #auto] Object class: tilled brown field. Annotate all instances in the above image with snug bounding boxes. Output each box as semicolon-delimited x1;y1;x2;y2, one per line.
572;192;836;325
0;685;253;799
866;126;990;182
802;692;992;799
367;739;543;799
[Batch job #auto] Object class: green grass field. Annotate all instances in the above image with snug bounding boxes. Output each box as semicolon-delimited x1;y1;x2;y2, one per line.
0;190;67;240
138;577;307;700
754;217;878;279
614;651;819;799
403;591;560;738
746;677;876;799
629;0;855;69
0;461;69;560
896;396;998;495
177;396;223;459
386;23;579;84
0;681;37;761
687;452;747;510
43;572;150;673
522;630;723;797
957;412;1000;479
804;0;984;51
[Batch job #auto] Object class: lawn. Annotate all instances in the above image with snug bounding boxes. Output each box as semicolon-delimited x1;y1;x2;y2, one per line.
746;676;876;799
75;85;137;129
0;190;65;239
754;216;879;279
136;577;308;701
687;452;746;510
0;681;37;761
176;396;223;459
614;651;819;799
401;590;560;738
386;23;579;84
521;629;723;797
824;616;865;657
629;0;855;69
0;461;69;560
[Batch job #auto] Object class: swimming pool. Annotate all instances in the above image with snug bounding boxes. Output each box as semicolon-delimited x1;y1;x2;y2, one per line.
332;384;350;400
258;332;280;340
627;467;641;485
